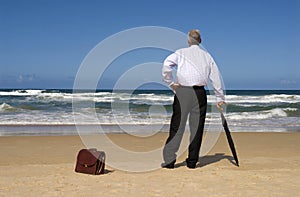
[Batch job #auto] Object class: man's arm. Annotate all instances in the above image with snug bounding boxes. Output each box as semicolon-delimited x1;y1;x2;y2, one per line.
207;53;226;109
162;52;178;87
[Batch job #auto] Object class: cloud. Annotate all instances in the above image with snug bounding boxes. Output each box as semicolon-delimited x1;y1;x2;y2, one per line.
280;79;297;85
16;74;38;83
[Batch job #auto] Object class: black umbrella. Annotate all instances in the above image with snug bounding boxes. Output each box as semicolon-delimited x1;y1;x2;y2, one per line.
220;112;239;166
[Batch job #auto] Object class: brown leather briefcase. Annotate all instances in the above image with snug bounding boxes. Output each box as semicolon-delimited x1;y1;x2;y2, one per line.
75;148;105;175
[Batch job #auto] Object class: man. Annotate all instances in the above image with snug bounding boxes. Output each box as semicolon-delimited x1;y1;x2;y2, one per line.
161;29;225;169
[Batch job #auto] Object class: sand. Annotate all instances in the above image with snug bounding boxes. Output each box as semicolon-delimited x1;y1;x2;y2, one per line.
0;132;299;196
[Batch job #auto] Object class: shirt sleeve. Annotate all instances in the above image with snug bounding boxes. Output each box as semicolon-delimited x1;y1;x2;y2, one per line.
162;52;178;86
207;54;225;102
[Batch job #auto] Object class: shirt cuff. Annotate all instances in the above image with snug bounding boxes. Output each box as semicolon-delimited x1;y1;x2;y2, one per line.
168;82;175;87
216;97;225;103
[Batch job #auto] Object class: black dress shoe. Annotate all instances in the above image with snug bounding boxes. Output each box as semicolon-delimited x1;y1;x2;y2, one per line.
161;163;174;169
186;159;196;169
186;163;196;169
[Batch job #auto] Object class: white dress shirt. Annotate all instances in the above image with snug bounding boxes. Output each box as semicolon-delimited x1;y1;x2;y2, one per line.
162;45;225;102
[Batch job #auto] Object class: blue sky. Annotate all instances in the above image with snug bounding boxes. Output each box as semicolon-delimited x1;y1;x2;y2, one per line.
0;0;299;90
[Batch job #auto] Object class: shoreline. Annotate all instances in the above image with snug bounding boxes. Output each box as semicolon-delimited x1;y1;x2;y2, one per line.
0;132;300;196
1;124;299;137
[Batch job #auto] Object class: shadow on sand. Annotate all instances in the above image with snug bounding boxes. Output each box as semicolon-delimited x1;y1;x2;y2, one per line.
103;169;114;174
174;153;237;169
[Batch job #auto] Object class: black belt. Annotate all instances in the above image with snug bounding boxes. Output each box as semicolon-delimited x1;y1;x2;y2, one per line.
179;85;205;90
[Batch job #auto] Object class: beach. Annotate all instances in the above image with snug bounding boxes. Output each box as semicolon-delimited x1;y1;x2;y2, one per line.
0;132;299;196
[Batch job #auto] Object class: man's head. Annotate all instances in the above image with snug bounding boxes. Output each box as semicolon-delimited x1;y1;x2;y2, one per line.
188;29;201;46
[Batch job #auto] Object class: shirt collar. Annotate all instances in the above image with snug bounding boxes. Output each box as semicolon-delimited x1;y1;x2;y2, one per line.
190;45;199;48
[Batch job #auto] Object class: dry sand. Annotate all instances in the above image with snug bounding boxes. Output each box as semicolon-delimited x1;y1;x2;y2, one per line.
0;132;299;196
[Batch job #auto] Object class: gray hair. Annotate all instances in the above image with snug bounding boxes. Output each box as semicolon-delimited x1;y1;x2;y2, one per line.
188;29;201;45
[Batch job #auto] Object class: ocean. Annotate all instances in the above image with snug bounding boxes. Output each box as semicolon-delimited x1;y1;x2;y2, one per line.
0;89;299;136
